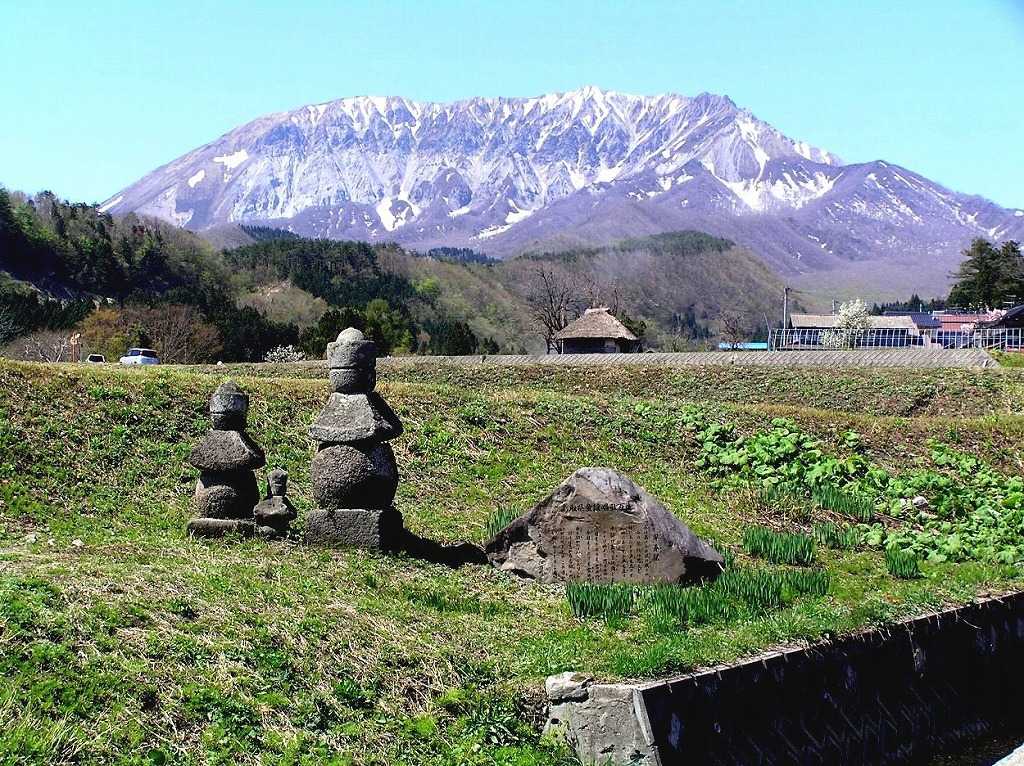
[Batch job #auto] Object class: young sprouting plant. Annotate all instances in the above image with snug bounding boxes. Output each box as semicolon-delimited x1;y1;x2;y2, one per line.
813;522;859;550
482;507;519;542
566;582;636;621
813;484;875;523
782;568;831;598
742;526;816;566
644;583;736;627
569;567;832;628
885;548;922;579
759;483;814;521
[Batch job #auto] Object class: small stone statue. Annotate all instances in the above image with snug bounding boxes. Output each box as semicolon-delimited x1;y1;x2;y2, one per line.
253;469;297;538
305;328;405;548
186;381;265;538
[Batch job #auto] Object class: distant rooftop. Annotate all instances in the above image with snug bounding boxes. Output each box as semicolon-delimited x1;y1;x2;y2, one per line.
555;307;638;341
883;311;941;329
790;314;919;331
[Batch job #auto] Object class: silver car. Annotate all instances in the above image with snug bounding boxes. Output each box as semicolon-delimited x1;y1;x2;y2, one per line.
119;348;160;365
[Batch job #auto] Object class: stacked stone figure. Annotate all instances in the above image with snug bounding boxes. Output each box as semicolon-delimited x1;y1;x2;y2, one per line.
253;469;297;538
186;381;266;538
305;328;405;548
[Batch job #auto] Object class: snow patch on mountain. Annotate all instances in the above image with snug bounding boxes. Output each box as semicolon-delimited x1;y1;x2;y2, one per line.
213;150;249;170
98;194;123;213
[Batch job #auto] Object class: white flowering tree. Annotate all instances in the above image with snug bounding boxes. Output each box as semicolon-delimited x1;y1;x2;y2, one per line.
264;344;306;363
820;299;872;350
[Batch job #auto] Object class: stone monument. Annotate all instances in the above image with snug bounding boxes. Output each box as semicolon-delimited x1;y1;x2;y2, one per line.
304;328;405;548
253;469;297;538
186;381;266;538
486;467;723;584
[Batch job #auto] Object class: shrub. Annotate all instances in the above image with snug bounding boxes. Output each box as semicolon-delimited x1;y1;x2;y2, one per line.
742;526;815;566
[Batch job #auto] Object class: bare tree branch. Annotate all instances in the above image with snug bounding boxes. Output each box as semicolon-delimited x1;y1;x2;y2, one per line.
524;266;581;354
718;309;750;348
3;330;72;362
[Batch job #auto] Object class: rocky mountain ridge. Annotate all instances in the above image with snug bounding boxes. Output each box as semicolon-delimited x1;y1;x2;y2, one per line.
101;87;1024;298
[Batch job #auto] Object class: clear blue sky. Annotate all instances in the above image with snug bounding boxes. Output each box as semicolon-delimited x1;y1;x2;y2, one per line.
2;0;1022;207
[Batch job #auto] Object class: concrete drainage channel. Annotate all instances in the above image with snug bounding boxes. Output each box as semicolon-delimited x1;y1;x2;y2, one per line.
547;593;1024;765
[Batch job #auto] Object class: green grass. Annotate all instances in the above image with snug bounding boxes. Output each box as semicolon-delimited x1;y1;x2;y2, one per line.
1;358;1022;764
992;351;1024;368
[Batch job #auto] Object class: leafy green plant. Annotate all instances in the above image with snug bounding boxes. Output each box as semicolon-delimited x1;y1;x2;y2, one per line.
742;526;815;566
885;548;922;579
682;410;1024;568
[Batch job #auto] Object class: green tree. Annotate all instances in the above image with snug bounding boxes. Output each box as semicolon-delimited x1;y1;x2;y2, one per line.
363;298;413;355
298;307;364;357
424;319;478;355
948;239;1024;309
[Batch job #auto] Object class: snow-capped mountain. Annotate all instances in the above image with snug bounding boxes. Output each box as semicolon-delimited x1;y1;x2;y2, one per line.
101;87;1023;297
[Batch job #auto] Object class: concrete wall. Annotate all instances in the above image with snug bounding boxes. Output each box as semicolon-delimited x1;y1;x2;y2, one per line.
552;594;1024;765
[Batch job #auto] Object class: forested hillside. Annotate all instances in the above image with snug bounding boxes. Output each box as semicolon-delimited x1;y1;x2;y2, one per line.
0;191;500;359
1;188;783;360
0;189;297;361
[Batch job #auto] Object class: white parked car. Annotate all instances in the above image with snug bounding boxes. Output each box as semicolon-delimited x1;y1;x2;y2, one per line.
119;348;160;365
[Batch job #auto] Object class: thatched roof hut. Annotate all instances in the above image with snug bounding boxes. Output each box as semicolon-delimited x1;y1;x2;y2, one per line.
554;308;640;354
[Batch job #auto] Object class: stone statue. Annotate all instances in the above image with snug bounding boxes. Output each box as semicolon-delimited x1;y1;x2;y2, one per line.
186;381;266;537
253;469;297;538
304;328;405;548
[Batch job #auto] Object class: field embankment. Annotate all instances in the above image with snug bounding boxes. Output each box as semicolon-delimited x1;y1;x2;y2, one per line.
1;359;1022;764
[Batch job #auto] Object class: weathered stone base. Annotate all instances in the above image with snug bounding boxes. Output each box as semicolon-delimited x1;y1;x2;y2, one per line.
545;673;659;766
304;508;404;549
186;518;256;538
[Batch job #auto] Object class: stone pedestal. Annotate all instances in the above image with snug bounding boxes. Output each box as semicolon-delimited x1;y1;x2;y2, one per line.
186;518;256;537
305;508;404;549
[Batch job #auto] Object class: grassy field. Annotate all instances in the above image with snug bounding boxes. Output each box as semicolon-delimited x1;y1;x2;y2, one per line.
2;359;1024;765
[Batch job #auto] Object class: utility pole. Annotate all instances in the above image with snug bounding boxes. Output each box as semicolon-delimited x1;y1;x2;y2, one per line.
782;286;791;330
832;299;838;315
